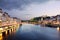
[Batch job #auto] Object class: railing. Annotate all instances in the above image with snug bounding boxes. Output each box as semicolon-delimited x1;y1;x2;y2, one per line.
0;21;19;27
0;21;20;33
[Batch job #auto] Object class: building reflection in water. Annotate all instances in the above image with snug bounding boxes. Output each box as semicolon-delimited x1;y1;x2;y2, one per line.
57;27;60;31
56;27;60;40
0;33;3;40
0;26;19;40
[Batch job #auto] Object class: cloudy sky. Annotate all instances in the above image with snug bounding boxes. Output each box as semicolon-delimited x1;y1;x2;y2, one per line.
0;0;60;20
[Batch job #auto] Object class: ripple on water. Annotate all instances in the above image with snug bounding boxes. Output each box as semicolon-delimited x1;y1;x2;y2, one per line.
6;24;60;40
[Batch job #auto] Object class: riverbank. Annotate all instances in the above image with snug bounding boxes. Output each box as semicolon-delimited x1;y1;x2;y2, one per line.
45;24;60;28
27;22;60;28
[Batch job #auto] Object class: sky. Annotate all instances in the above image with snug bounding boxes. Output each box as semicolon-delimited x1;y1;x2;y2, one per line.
0;0;60;20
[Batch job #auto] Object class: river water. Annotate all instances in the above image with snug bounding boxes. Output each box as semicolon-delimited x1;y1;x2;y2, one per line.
1;24;60;40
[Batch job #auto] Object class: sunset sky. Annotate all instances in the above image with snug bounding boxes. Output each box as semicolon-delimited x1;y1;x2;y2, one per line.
0;0;60;20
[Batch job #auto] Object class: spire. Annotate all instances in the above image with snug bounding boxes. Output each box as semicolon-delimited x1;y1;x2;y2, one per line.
3;12;10;17
4;12;8;15
0;8;3;13
0;8;2;10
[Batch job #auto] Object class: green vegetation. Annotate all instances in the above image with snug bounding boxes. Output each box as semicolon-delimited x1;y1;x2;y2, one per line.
30;16;51;22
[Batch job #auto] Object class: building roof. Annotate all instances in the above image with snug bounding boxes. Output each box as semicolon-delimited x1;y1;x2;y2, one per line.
0;8;2;10
3;12;10;17
56;15;60;17
0;8;3;13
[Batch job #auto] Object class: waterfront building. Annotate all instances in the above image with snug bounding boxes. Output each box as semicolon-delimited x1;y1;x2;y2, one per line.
9;17;14;24
0;8;4;26
1;16;6;22
56;15;60;21
0;8;21;29
3;12;10;21
41;17;44;21
50;15;60;25
55;15;60;24
0;8;3;21
13;17;21;24
13;17;18;24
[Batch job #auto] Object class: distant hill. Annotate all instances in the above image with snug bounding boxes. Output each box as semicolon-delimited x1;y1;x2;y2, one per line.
30;16;51;22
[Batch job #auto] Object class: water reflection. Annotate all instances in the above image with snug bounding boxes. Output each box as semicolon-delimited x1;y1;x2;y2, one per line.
0;24;60;40
57;27;60;31
56;27;60;40
0;33;2;40
0;26;19;40
15;24;60;40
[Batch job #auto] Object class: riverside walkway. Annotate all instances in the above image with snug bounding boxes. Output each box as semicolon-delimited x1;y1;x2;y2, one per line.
0;22;20;35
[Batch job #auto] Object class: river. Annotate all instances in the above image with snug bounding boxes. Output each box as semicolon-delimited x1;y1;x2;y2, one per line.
1;24;60;40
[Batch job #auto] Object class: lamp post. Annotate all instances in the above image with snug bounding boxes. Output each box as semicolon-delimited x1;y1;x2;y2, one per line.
0;20;2;27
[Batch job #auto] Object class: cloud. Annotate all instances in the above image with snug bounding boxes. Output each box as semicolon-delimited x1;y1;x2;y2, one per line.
0;0;60;20
0;0;49;10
